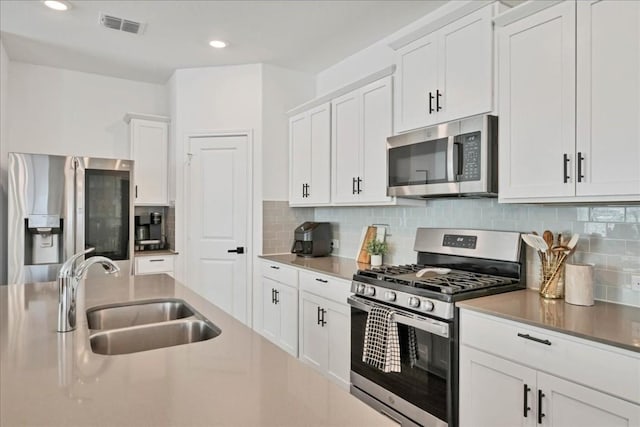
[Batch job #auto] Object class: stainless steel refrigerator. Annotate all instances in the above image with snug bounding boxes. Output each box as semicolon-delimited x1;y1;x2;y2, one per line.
7;153;134;284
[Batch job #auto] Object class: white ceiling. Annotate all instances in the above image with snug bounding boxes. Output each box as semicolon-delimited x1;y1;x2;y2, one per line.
0;0;448;84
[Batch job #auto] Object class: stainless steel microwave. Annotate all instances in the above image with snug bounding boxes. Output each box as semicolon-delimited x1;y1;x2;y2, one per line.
387;114;498;199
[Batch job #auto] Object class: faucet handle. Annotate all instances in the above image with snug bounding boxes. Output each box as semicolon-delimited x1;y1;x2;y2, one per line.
58;247;95;278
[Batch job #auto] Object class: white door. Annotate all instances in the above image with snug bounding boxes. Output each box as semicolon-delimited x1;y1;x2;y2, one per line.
498;2;576;200
576;0;640;197
538;372;640;427
188;135;249;323
459;346;537;427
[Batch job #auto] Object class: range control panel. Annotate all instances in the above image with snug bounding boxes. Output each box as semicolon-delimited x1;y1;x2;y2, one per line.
443;234;477;249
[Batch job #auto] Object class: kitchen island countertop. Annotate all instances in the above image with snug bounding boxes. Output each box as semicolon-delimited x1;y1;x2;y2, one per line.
0;274;395;427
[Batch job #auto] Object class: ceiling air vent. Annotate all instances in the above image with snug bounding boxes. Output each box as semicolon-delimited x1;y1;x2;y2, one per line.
99;13;145;35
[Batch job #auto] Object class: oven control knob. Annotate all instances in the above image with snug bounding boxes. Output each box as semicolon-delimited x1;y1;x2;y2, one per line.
384;291;397;302
422;299;435;312
408;297;420;308
364;286;376;297
356;284;365;294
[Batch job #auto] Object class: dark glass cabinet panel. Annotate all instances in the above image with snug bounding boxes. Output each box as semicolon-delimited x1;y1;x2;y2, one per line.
85;169;130;260
388;138;449;187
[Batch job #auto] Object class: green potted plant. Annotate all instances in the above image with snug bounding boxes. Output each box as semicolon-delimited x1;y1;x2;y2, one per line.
366;238;388;267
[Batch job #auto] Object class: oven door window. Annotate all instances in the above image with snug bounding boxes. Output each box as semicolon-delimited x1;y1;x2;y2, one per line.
388;138;449;187
351;306;451;423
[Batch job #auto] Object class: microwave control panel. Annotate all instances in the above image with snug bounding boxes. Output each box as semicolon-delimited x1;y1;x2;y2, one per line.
457;131;481;182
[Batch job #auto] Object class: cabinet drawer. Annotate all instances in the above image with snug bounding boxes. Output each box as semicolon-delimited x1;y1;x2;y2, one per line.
299;271;351;305
135;256;175;275
460;309;640;404
261;261;298;285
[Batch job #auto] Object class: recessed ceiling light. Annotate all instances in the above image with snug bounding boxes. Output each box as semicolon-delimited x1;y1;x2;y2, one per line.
209;40;227;49
43;0;70;11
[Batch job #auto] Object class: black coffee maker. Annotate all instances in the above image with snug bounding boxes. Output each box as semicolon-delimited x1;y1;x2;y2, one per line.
135;212;164;251
291;222;332;257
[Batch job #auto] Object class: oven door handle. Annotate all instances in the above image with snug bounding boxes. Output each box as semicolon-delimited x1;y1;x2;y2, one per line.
348;296;449;338
446;135;456;184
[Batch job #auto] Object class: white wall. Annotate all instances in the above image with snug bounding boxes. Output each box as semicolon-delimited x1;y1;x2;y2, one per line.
170;64;263;289
316;1;471;95
261;64;314;201
0;40;9;284
0;61;168;284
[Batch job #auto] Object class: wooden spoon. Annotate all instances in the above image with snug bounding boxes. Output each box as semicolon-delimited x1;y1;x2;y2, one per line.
543;230;554;250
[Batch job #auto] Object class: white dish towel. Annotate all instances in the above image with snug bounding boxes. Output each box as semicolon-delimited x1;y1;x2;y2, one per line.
362;305;401;373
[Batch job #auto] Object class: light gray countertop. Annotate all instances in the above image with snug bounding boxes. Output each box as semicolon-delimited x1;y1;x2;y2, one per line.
0;274;394;427
259;254;368;281
458;289;640;353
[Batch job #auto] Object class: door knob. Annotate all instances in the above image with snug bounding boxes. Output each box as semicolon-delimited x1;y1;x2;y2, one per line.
227;247;245;254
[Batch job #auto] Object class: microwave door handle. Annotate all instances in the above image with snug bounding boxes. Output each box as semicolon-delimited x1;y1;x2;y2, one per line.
446;136;456;184
454;141;463;181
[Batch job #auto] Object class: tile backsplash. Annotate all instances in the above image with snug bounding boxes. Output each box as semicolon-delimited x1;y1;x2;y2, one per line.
262;201;313;254
307;200;639;307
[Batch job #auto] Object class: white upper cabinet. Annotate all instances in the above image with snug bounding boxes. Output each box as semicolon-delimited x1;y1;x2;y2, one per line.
127;115;170;206
498;2;576;200
289;103;331;206
331;76;393;204
498;0;640;203
394;5;494;133
576;0;640;197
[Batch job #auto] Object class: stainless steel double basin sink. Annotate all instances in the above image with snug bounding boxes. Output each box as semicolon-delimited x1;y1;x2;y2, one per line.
86;299;221;355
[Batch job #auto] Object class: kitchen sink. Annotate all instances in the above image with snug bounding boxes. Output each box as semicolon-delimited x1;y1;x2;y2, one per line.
86;298;196;330
89;319;221;355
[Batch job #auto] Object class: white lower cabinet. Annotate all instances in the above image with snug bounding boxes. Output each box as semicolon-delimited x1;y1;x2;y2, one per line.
259;262;299;357
135;255;175;276
298;271;351;390
459;309;640;427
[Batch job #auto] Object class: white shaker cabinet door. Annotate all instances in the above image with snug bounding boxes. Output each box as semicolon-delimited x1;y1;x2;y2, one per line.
331;91;361;203
438;5;493;123
395;33;439;133
498;2;576;200
537;372;640;427
130;118;169;205
289;112;311;205
324;298;351;389
289;103;331;206
576;0;640;198
360;77;393;204
261;277;281;343
459;346;537;427
278;281;299;357
299;292;328;371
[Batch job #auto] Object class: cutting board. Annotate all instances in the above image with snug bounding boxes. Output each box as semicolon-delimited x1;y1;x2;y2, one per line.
357;226;378;264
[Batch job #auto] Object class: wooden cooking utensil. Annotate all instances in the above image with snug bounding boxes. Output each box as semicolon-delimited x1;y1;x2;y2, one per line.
543;230;554;250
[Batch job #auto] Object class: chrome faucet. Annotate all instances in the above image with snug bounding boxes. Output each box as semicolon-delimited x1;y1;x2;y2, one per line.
57;248;120;332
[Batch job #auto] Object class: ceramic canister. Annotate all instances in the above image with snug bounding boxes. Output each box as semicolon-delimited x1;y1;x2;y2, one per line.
564;263;595;306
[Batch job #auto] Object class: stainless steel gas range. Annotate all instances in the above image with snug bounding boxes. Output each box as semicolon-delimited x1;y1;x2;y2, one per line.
348;228;525;427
